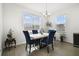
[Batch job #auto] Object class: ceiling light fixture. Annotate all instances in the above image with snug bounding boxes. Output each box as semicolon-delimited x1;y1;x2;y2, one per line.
42;3;50;19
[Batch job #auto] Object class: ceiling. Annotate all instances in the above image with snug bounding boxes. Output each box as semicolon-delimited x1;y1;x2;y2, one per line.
18;3;79;14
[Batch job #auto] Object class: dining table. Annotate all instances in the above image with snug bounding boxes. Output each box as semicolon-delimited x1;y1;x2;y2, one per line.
30;33;49;40
30;33;49;48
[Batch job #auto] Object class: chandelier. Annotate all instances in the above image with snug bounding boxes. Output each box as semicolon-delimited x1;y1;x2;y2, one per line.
42;3;51;19
43;3;52;27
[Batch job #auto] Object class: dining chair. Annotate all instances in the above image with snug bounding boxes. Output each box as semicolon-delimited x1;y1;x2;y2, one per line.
40;30;56;53
32;30;38;34
32;30;40;46
48;30;56;41
23;31;36;54
48;30;56;33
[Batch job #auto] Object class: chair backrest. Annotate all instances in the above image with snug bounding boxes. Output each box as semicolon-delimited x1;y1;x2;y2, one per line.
32;30;38;34
48;30;56;33
47;30;56;44
23;31;31;44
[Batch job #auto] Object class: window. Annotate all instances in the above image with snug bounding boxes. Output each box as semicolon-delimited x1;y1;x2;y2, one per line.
23;13;41;30
33;16;41;29
55;16;66;24
54;15;67;33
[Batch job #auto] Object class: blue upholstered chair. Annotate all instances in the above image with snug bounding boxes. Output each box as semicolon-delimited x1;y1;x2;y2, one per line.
48;30;56;41
48;30;56;33
32;30;40;46
40;30;56;53
32;30;38;34
23;31;36;54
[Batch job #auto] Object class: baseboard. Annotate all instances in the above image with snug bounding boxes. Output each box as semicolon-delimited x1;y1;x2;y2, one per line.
16;41;26;46
2;41;26;51
56;39;73;44
64;41;73;44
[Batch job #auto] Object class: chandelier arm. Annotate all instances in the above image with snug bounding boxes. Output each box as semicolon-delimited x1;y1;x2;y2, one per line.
40;3;51;18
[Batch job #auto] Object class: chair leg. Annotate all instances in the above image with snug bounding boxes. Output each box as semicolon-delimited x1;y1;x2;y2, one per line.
38;41;41;49
25;43;27;50
52;43;54;50
29;44;31;55
47;46;49;53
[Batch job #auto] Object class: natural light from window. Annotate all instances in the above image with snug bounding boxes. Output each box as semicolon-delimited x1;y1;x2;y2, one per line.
23;13;41;30
55;16;66;24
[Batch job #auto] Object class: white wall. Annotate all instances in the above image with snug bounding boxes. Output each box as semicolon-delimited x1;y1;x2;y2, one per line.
3;3;79;46
0;3;3;55
3;4;26;46
51;5;79;43
3;3;44;47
